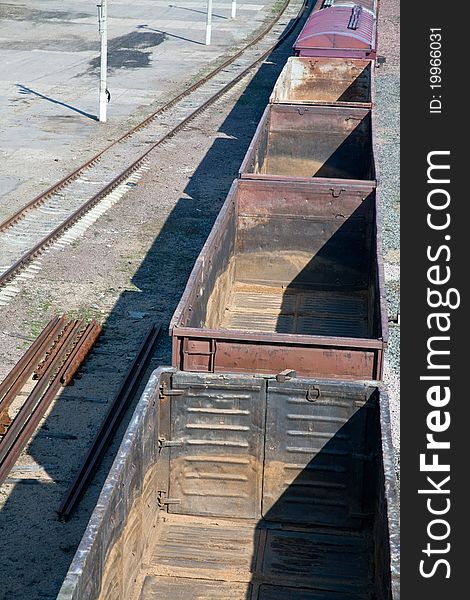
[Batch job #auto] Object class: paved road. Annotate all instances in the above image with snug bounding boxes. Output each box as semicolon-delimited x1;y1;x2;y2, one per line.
0;0;277;218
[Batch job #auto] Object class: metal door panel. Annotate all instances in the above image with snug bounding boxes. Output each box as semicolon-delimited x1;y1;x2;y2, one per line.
262;379;370;528
167;372;266;519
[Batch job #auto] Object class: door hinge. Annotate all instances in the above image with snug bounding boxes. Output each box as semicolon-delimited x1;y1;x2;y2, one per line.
158;437;183;451
157;491;181;510
159;383;184;398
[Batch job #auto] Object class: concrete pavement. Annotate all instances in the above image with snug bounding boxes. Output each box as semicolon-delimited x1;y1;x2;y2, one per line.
0;0;279;219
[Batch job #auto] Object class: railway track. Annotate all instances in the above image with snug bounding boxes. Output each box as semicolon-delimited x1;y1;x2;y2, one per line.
0;0;308;304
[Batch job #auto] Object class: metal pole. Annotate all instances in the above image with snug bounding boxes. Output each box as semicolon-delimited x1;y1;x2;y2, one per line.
231;0;237;19
205;0;213;45
98;1;108;123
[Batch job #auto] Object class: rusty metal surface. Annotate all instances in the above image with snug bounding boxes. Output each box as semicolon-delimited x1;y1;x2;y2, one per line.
270;56;373;107
0;319;86;483
239;104;375;184
0;317;102;484
0;315;66;433
0;316;59;399
170;178;386;380
141;512;374;598
221;287;370;337
176;333;383;380
57;369;399;600
262;378;371;527
0;320;83;461
33;318;78;380
60;321;102;386
294;6;377;59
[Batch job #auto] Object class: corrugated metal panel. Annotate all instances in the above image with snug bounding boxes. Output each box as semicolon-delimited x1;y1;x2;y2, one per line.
257;585;370;599
141;513;374;599
239;104;375;182
221;287;370;338
295;7;375;52
139;578;249;599
167;372;266;519
259;528;374;595
262;379;371;528
149;515;257;575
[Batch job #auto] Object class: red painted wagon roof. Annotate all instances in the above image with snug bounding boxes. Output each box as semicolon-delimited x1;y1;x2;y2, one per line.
317;0;378;16
295;6;375;51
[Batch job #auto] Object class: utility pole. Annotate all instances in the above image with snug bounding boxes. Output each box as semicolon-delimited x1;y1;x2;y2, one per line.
231;0;237;19
205;0;213;45
97;1;108;123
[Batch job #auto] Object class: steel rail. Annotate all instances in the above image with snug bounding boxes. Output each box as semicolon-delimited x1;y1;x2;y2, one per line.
33;317;76;381
0;0;295;234
0;319;101;484
60;321;102;386
0;0;309;290
0;316;67;433
0;316;61;403
0;320;84;467
32;319;79;381
57;323;162;520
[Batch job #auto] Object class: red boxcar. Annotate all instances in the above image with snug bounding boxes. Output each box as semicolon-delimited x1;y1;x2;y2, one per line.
294;5;377;59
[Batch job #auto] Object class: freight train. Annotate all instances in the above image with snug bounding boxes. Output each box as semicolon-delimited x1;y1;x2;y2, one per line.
171;2;386;381
59;2;399;599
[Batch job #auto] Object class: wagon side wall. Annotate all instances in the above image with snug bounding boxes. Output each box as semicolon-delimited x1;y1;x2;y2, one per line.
57;368;172;600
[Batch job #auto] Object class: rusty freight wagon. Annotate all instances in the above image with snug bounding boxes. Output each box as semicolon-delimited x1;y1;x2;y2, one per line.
239;104;375;185
270;56;373;108
170;178;387;380
58;367;400;600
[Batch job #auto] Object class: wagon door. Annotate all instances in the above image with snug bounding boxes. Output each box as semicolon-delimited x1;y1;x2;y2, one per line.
262;379;371;528
160;371;266;519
